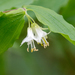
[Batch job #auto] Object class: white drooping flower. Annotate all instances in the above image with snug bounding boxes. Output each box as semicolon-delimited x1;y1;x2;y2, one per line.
20;10;50;52
20;27;38;52
31;23;50;48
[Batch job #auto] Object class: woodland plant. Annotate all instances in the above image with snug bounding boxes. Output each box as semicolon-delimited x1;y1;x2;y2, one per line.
0;4;75;53
0;0;75;75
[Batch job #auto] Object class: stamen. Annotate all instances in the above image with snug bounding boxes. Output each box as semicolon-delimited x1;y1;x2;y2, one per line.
31;40;33;49
44;45;47;48
42;37;47;44
33;41;38;52
41;43;43;46
44;37;49;46
31;48;34;52
41;38;46;48
27;48;29;52
34;47;38;51
41;37;49;48
41;40;44;46
34;49;38;51
32;40;35;47
47;42;49;46
27;43;29;52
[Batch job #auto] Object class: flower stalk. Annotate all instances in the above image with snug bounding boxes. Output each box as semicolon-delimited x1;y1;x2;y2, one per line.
20;8;51;52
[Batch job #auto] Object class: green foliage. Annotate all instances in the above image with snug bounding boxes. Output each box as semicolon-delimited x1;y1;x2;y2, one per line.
0;0;75;75
62;0;75;26
0;12;4;17
32;0;68;12
0;8;25;54
0;0;33;11
26;5;75;45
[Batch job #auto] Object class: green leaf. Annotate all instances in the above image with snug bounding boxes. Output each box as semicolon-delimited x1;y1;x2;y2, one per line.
26;5;75;45
0;0;33;11
32;0;68;12
0;12;4;17
62;34;75;45
0;8;25;54
62;0;75;26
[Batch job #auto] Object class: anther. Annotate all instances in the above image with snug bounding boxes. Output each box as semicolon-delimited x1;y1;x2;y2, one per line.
31;48;34;52
27;48;29;52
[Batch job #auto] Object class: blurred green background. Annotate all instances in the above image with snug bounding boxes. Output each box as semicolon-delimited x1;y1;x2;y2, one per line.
0;0;75;75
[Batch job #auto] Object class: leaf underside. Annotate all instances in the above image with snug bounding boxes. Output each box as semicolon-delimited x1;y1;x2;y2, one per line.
26;5;75;45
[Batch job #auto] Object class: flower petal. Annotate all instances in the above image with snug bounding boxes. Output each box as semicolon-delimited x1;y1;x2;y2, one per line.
31;23;48;43
20;27;36;46
20;37;33;46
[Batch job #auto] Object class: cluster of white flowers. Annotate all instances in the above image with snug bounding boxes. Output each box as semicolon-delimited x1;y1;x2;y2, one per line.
20;11;50;52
